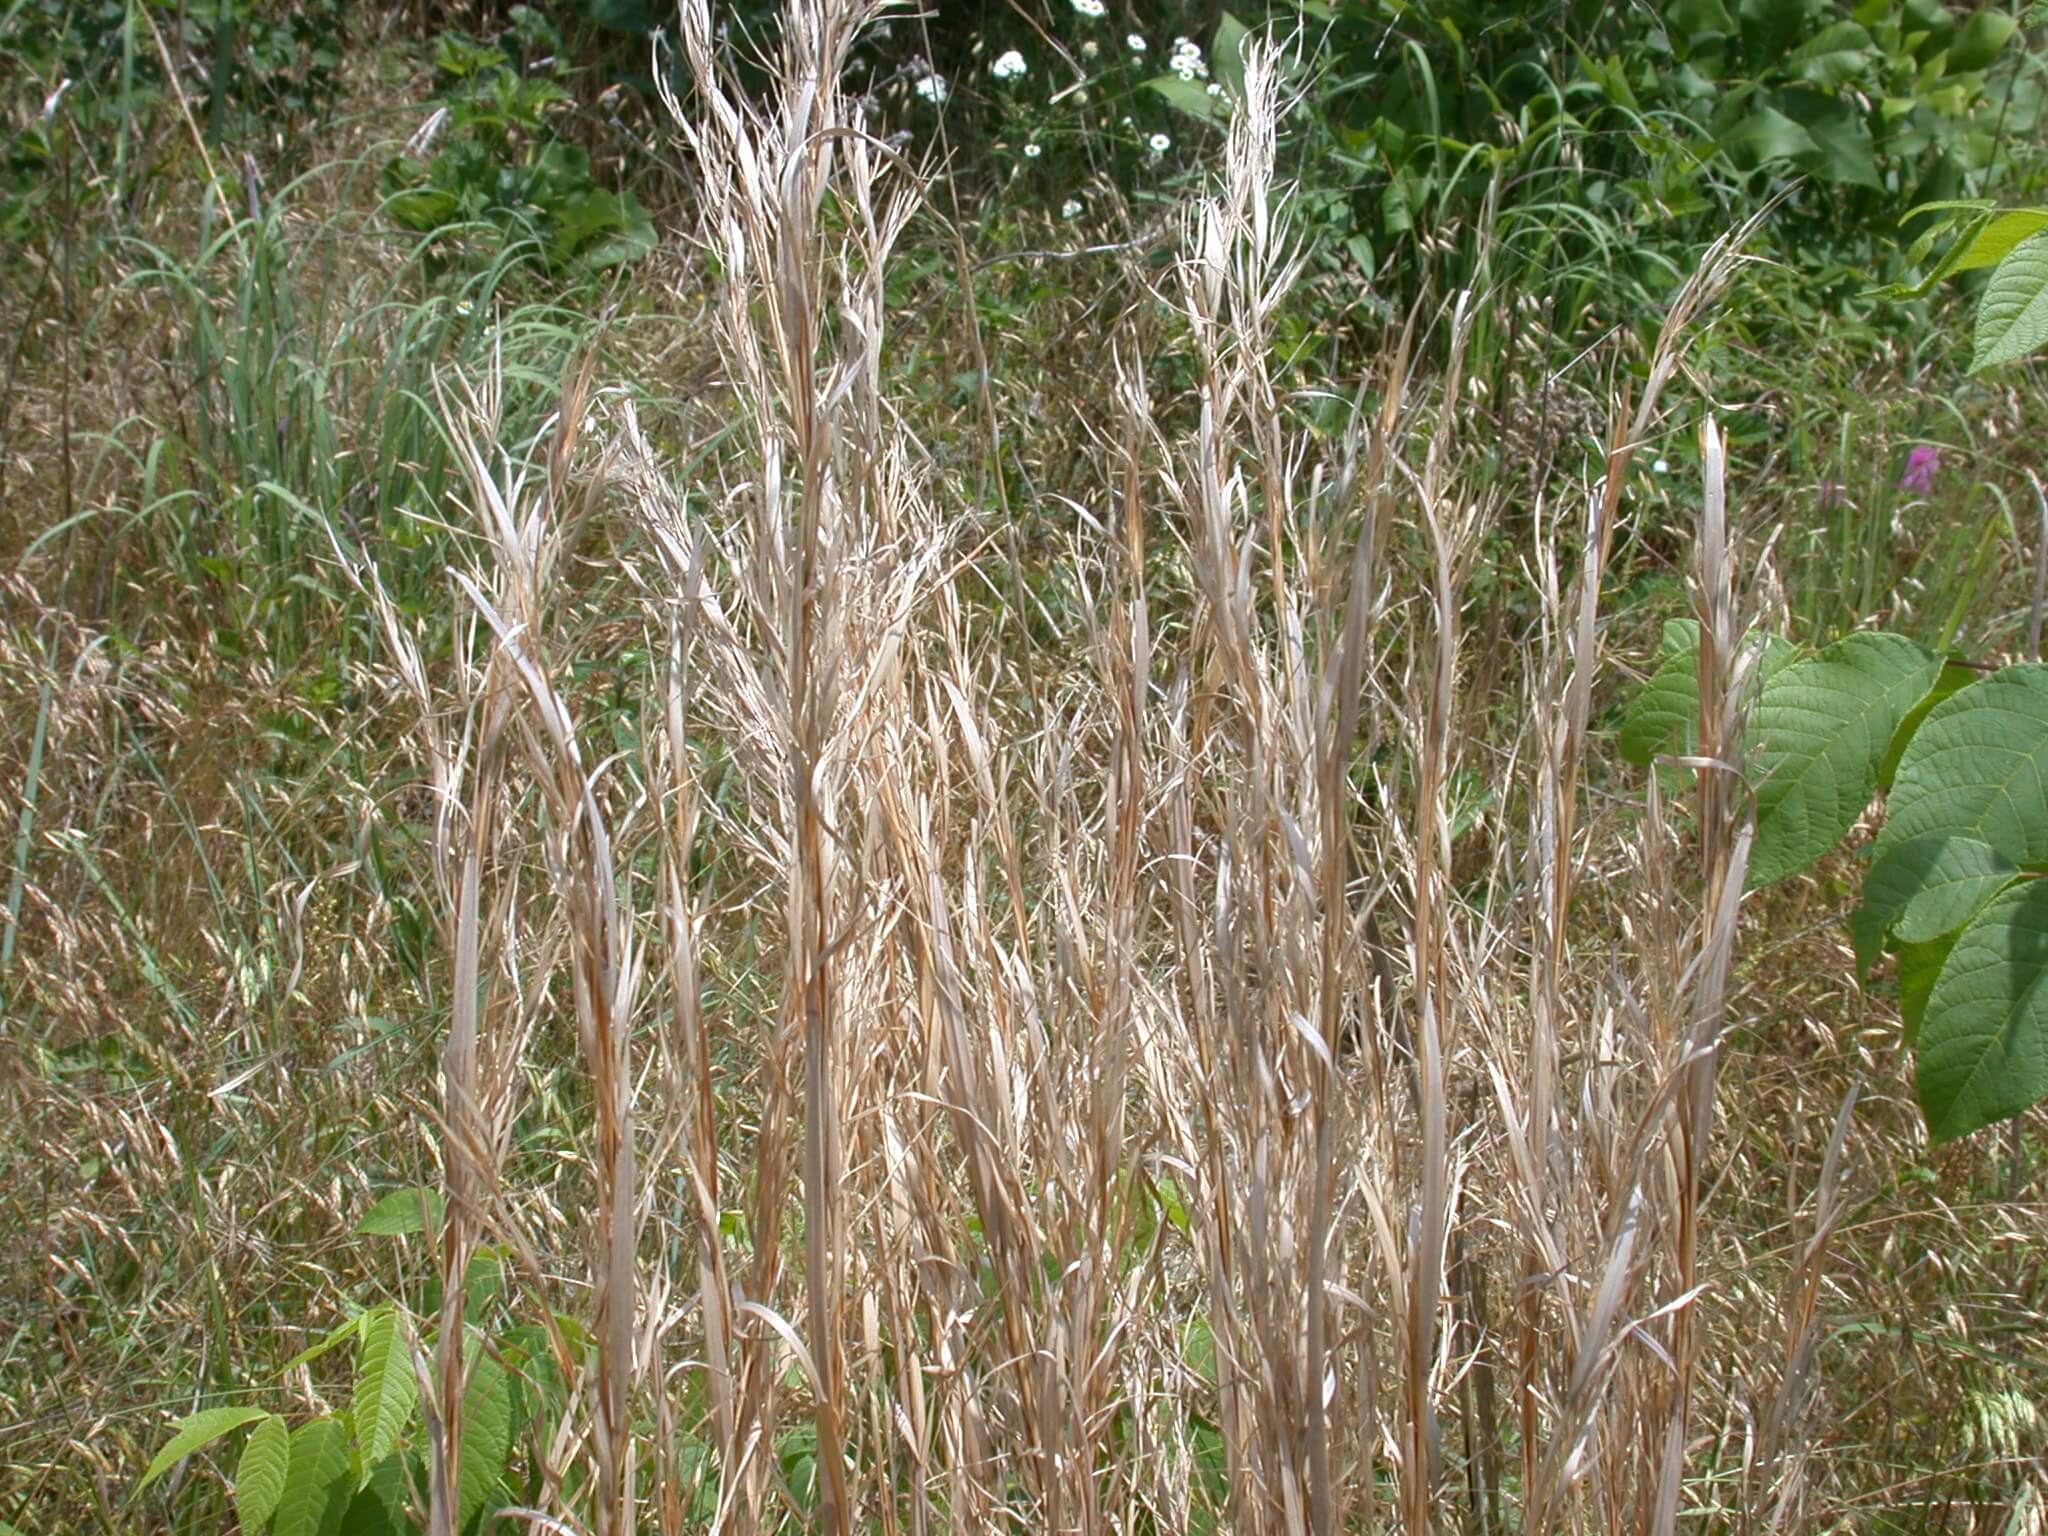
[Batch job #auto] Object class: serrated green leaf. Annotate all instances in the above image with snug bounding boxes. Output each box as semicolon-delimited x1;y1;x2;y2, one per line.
465;1248;504;1317
140;1406;269;1490
1949;209;2048;274
274;1419;352;1536
1854;833;2020;971
352;1310;418;1473
1855;833;1947;972
235;1415;290;1533
1897;839;2020;944
356;1188;443;1237
1618;643;1704;767
457;1344;513;1531
1748;634;1942;888
1617;625;1798;768
1897;931;1955;1048
339;1454;410;1536
1878;660;1976;789
1917;880;2048;1139
1877;665;2048;864
1971;230;2048;371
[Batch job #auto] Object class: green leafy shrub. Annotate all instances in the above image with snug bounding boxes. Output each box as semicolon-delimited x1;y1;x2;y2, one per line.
1624;628;2048;1140
379;27;654;277
136;1189;574;1536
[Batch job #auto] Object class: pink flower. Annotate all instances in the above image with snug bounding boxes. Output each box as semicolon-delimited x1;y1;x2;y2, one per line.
1898;445;1941;496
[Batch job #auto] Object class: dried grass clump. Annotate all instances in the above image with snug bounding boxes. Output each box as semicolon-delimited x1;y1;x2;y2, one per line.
327;3;1866;1531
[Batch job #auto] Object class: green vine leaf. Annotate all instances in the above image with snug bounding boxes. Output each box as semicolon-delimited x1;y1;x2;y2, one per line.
139;1406;269;1491
273;1418;352;1536
1747;633;1942;889
1917;880;2048;1140
235;1414;291;1533
352;1308;418;1474
1971;229;2048;372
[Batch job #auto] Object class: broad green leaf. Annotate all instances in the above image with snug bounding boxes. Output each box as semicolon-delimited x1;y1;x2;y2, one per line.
352;1309;418;1473
1897;931;1955;1048
1854;833;1945;971
1917;880;2048;1139
274;1418;352;1536
339;1455;410;1536
140;1406;269;1490
1715;104;1816;168
1971;230;2048;372
1616;624;1796;767
356;1188;444;1237
235;1415;291;1533
1877;660;1975;789
1947;210;2048;275
1618;641;1705;767
1786;20;1874;86
1214;11;1252;102
1780;88;1879;189
1144;74;1227;124
457;1344;513;1532
1948;7;2018;72
1897;839;2019;944
1853;833;2017;970
1739;0;1820;64
1877;666;2048;864
466;1248;505;1316
1748;633;1943;889
549;189;655;270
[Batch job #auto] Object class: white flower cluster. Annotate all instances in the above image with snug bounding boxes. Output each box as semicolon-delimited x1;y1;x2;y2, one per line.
992;49;1027;80
1070;0;1105;17
1169;36;1207;81
915;72;948;103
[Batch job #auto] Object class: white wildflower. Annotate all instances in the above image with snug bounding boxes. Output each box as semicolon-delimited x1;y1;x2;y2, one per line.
1070;0;1105;16
915;72;948;103
1148;131;1171;155
1062;198;1083;219
1024;141;1042;158
1206;81;1223;96
1169;37;1207;80
1653;458;1671;475
992;49;1027;80
1126;32;1147;52
1081;38;1099;57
